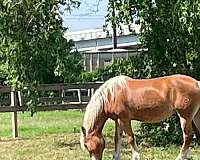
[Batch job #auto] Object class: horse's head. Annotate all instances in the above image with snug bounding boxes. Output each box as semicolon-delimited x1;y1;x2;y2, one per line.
80;126;105;160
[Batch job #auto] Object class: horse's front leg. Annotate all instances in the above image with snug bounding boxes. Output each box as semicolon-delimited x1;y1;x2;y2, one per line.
176;115;193;160
113;119;123;160
121;120;140;160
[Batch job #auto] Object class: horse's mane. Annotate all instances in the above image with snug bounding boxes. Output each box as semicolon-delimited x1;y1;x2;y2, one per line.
82;75;128;135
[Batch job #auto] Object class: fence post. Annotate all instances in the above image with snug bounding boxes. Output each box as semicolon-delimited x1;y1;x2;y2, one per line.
17;91;23;107
61;89;65;104
91;88;95;96
90;53;93;72
88;89;91;97
11;89;18;138
78;89;82;104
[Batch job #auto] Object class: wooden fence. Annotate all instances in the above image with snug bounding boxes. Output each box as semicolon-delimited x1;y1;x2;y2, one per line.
0;82;103;138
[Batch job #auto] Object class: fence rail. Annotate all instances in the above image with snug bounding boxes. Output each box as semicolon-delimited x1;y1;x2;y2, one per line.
0;82;103;138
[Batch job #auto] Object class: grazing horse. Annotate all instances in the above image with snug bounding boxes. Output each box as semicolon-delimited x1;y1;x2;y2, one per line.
80;74;200;160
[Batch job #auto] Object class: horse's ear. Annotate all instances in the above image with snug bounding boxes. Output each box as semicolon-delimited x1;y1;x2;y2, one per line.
81;126;86;136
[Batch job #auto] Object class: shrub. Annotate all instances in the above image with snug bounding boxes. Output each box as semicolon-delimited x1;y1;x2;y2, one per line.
136;114;182;146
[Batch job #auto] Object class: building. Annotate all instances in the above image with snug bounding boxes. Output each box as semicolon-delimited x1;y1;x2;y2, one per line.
64;24;141;71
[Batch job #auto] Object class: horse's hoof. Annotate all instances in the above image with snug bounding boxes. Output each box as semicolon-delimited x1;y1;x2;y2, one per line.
112;155;120;160
132;151;140;160
176;150;191;160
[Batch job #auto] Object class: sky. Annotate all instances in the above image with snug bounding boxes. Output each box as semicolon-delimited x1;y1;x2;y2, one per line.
62;0;108;31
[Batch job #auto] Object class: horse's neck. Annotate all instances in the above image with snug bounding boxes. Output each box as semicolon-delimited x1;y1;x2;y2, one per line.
91;115;107;135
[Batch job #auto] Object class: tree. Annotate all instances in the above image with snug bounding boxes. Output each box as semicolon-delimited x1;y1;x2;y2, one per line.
0;0;82;85
0;0;83;112
106;0;200;77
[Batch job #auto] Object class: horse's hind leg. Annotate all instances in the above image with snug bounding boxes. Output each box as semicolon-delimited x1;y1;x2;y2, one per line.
113;119;123;160
193;108;200;142
176;114;193;160
192;121;200;143
121;120;140;160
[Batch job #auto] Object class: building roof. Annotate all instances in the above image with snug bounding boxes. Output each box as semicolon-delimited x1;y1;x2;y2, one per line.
64;24;141;41
64;24;141;52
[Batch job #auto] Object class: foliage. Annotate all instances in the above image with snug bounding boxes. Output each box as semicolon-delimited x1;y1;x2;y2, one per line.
136;114;182;146
80;53;152;82
105;0;137;32
0;0;83;113
0;0;82;86
106;0;200;76
139;0;200;77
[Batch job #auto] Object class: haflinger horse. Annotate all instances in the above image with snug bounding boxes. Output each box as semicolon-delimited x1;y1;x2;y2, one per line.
80;74;200;160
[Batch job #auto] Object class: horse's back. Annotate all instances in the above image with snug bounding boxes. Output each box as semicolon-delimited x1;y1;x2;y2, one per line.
126;74;198;91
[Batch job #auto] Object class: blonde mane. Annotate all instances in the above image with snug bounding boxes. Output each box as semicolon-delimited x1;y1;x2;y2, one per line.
81;75;128;136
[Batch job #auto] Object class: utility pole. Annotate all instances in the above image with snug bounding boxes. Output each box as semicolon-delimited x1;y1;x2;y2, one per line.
111;0;117;49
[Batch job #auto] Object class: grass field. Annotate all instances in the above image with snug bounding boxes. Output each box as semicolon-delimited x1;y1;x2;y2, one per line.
0;110;200;160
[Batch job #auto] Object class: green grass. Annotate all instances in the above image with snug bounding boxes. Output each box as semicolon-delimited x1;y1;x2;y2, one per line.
0;110;200;160
0;110;84;137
